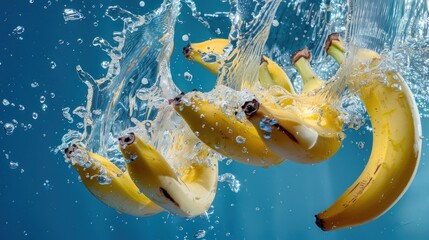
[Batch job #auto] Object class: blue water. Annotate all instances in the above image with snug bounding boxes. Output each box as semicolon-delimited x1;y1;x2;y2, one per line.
1;0;429;239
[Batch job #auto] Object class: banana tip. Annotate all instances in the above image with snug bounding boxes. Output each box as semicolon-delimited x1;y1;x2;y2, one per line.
315;215;327;231
292;47;311;65
324;32;340;52
182;44;193;59
65;144;78;158
241;99;260;117
118;132;135;148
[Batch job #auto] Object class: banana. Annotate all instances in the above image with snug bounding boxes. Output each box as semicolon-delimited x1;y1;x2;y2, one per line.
118;132;218;217
64;144;163;216
183;38;295;93
292;47;325;92
171;90;285;167
315;33;422;231
242;95;343;164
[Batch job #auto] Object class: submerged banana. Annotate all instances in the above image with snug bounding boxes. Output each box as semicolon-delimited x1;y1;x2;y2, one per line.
242;94;343;164
183;38;295;93
315;33;422;231
118;133;218;217
171;91;284;167
65;145;163;216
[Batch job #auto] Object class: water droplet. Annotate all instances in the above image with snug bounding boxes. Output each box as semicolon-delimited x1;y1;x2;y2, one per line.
272;19;279;27
63;9;85;21
4;123;15;135
141;77;149;85
139;1;145;7
77;38;83;44
101;61;110;69
12;26;25;40
218;173;240;193
29;0;34;3
40;96;46;103
235;136;246;144
18;105;25;111
357;141;365;149
41;104;48;111
50;92;55;98
31;82;39;88
184;71;193;81
182;34;189;41
9;161;19;169
50;61;56;69
32;112;38;119
194;230;206;239
2;99;10;106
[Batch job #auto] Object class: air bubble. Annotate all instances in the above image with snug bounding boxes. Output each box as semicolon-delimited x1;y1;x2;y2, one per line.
101;61;110;69
63;9;85;21
4;123;15;135
32;112;38;119
2;99;10;106
184;71;193;81
40;96;46;103
218;173;240;193
194;230;206;239
139;1;145;7
182;34;189;41
235;135;246;144
141;77;149;85
272;19;279;27
31;82;39;88
50;61;57;69
9;161;19;169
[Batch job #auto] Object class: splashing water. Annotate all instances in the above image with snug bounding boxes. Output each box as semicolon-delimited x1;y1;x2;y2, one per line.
57;0;429;214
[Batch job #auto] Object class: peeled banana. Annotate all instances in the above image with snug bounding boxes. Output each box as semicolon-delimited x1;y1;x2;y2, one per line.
183;38;295;93
315;33;422;231
65;144;163;216
118;132;218;217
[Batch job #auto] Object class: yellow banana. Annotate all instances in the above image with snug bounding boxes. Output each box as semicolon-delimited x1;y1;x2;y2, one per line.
171;90;284;167
118;132;218;217
315;33;422;231
242;94;343;164
64;144;163;216
183;38;295;93
292;47;325;92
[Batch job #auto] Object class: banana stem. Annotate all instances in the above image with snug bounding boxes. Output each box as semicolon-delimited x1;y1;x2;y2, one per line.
325;33;346;65
292;48;324;92
327;43;346;65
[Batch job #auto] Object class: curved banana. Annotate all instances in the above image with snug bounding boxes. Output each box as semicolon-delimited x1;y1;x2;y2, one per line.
118;132;218;217
64;145;163;216
171;90;284;167
242;95;343;164
183;38;295;93
315;33;422;231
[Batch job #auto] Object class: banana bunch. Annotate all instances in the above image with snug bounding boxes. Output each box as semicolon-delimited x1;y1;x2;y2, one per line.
180;38;344;164
65;34;421;231
65;121;219;218
178;35;421;230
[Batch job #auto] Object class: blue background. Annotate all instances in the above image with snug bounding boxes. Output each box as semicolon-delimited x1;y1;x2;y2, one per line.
1;0;428;239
